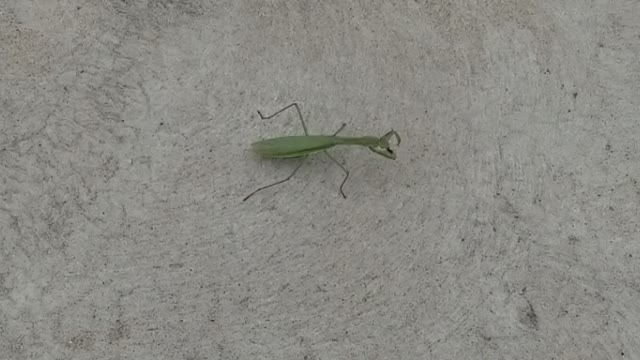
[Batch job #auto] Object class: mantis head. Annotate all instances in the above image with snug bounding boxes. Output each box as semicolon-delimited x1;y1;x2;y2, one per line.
369;130;401;159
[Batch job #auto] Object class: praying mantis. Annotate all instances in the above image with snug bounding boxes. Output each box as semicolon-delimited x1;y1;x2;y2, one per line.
243;103;401;201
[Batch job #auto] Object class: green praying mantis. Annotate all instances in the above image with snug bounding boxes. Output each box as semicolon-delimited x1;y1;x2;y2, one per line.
243;103;401;201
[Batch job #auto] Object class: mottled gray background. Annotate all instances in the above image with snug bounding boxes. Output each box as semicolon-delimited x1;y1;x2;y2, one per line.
1;1;639;359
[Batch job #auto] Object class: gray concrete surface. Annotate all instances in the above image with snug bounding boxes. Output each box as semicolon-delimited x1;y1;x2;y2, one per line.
1;1;639;359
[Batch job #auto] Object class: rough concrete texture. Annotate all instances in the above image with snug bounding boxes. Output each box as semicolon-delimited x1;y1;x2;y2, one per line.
1;1;639;359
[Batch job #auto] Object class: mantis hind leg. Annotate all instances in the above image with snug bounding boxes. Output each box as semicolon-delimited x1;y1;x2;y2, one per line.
242;160;306;201
323;151;349;199
257;103;309;135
